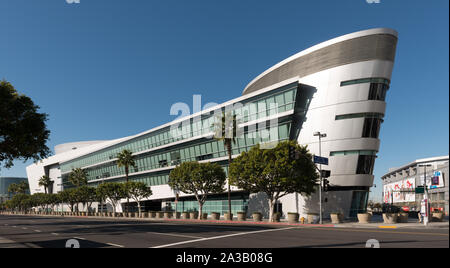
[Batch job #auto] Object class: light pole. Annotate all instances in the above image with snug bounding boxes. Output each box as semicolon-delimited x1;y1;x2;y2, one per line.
418;164;432;226
313;131;327;225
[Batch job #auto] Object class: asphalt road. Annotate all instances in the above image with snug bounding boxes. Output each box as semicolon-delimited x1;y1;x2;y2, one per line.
0;215;448;248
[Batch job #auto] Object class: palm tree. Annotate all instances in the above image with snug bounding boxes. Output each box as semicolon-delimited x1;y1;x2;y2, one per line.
213;111;238;220
38;175;53;194
68;168;88;188
68;168;88;212
116;149;137;213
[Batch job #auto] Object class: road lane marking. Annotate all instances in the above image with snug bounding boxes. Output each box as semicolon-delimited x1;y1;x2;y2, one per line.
22;227;28;230
34;230;41;233
51;233;59;236
106;243;124;248
378;226;397;229
74;237;86;240
147;232;204;239
151;227;298;248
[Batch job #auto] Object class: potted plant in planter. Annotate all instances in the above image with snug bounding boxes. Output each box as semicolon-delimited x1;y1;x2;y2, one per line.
224;212;233;221
357;213;371;224
431;210;444;222
181;212;190;219
330;213;344;224
189;211;199;220
164;211;173;219
237;212;246;221
307;213;319;224
382;213;398;224
211;212;220;220
156;211;164;219
287;212;299;224
149;211;156;218
252;212;262;222
272;212;281;222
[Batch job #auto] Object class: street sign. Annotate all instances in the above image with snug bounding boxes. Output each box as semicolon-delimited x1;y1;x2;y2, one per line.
415;186;425;194
314;155;328;165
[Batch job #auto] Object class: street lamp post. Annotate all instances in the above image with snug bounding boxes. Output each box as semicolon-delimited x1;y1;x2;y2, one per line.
313;131;327;225
418;164;432;226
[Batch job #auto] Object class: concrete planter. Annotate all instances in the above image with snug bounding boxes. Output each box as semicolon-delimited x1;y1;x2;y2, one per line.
156;212;164;219
287;213;299;224
174;212;181;219
224;213;233;221
432;212;444;222
141;212;148;218
200;213;208;220
307;213;319;224
189;212;199;220
149;211;156;218
211;212;220;220
330;213;344;224
397;212;409;223
237;212;246;221
252;212;262;222
182;212;190;219
383;213;398;224
272;213;281;222
164;212;173;219
358;213;372;224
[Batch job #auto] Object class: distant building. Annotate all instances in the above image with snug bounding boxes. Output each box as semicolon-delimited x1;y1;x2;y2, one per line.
0;177;29;203
381;156;449;215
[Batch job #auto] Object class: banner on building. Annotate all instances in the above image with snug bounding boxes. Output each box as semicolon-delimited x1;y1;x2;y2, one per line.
420;171;445;189
383;178;416;204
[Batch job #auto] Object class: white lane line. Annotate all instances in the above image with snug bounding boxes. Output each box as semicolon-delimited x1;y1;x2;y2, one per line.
51;233;59;236
151;227;298;248
22;227;28;230
147;232;204;240
34;230;41;233
106;243;124;248
74;237;86;240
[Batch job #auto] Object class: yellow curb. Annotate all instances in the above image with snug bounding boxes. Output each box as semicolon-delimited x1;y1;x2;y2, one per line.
378;226;397;229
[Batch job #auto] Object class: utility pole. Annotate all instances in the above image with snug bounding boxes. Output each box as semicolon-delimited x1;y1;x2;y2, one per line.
419;164;432;226
313;132;327;225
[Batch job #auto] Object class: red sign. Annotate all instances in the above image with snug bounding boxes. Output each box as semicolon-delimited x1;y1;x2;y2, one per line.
402;206;410;212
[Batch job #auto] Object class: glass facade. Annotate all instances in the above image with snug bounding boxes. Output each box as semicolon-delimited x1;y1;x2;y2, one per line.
340;77;390;102
165;194;249;215
349;191;369;217
61;82;306;189
60;83;298;174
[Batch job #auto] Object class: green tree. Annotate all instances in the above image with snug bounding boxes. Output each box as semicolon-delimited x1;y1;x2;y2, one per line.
116;149;136;213
68;168;88;188
76;186;97;213
98;182;127;214
213;111;238;219
124;181;152;217
7;183;18;196
0;80;50;169
95;185;108;214
169;162;226;219
59;189;78;213
229;140;319;222
38;175;53;194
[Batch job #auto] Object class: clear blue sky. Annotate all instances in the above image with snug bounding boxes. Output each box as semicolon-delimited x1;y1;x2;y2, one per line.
1;0;448;202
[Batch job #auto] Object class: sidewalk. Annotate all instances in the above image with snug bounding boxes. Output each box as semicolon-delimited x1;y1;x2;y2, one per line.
2;212;448;229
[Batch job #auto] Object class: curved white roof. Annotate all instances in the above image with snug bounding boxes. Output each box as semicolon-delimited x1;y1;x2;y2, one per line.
243;28;398;94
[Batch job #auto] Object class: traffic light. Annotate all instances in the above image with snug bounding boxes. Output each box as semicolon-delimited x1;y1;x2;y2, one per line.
323;178;330;192
320;170;331;178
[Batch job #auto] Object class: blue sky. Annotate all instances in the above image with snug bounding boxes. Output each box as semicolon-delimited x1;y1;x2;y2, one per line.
0;0;448;202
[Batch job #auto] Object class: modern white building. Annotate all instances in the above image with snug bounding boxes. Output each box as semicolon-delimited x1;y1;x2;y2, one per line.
26;28;398;218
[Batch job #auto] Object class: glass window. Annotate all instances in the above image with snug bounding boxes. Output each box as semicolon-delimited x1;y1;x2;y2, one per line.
362;118;382;138
368;83;389;101
356;155;376;175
